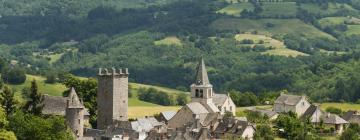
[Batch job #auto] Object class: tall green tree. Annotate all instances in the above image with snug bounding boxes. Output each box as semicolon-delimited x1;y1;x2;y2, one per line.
24;79;44;115
0;86;16;116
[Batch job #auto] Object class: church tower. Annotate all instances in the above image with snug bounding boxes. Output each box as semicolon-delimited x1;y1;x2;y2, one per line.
65;87;84;139
190;58;218;113
97;68;129;130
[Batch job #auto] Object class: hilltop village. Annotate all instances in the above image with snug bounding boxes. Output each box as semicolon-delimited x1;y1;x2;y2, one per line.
42;59;355;140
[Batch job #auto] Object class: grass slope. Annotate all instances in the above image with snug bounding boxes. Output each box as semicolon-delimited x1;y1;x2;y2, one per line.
8;75;66;97
300;3;357;16
259;2;297;17
234;34;307;57
217;2;254;17
211;18;336;40
154;36;182;46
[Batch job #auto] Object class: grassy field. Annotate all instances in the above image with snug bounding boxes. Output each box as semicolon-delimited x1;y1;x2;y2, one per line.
320;103;360;112
345;25;360;35
217;2;254;17
259;2;297;17
300;3;357;16
48;53;64;64
318;17;348;27
8;75;67;97
234;33;308;57
154;36;182;46
211;18;335;40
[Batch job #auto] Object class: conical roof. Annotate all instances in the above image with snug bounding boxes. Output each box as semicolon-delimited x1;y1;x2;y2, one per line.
67;87;84;108
195;58;210;85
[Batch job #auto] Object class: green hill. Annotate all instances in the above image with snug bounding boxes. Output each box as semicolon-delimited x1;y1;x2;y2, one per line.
7;74;187;106
211;18;336;40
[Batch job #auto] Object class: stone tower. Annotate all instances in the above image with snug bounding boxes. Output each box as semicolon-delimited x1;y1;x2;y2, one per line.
65;87;84;139
190;58;218;113
97;68;129;130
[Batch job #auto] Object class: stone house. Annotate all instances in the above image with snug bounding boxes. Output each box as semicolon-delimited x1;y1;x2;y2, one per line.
214;117;256;140
156;111;177;124
274;93;311;116
301;105;349;134
342;110;360;124
213;93;236;115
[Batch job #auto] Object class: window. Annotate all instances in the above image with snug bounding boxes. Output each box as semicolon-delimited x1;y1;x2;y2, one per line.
78;119;81;124
230;106;233;111
302;102;305;106
200;89;203;98
195;89;199;97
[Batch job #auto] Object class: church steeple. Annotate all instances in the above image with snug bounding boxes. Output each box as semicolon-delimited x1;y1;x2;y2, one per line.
195;58;210;86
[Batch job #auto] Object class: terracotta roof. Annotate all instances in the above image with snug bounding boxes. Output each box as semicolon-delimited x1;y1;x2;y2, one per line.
274;93;304;105
42;95;67;115
194;58;210;86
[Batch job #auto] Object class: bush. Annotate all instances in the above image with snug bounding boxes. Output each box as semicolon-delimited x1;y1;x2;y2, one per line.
325;107;342;115
1;67;26;85
241;39;254;44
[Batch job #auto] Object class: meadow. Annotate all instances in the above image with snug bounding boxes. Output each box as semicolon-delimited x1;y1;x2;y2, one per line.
154;36;182;46
211;18;336;40
234;33;307;57
259;2;297;17
300;3;357;16
217;2;254;17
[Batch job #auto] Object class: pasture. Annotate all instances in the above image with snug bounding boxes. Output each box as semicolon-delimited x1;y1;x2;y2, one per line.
300;3;357;16
318;17;348;27
235;33;308;57
320;102;360;112
259;2;297;17
154;36;182;46
217;3;254;17
211;18;336;40
345;25;360;36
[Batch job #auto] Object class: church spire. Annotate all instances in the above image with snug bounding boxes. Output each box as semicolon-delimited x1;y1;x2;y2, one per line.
195;57;210;85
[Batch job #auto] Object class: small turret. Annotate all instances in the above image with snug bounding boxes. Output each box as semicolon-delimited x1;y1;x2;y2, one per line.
65;87;84;139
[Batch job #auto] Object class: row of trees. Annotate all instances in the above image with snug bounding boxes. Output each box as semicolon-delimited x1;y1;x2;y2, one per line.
138;88;189;106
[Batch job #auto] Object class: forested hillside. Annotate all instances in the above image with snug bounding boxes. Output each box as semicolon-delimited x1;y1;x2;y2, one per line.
2;0;360;104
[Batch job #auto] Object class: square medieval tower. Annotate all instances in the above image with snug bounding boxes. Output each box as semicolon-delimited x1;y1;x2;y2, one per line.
97;68;129;130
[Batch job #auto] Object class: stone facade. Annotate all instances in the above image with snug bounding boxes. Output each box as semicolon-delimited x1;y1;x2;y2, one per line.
213;94;236;115
65;87;85;139
97;68;129;130
274;93;311;116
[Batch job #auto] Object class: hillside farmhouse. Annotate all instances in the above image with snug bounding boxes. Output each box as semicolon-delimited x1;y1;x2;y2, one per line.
274;93;311;117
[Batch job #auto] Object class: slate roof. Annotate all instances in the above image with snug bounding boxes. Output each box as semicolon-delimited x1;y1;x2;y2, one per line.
342;111;360;124
214;117;254;136
160;111;177;121
213;94;228;106
301;105;324;123
67;87;84;108
131;117;164;132
194;58;210;86
186;102;209;114
275;93;304;105
203;102;220;113
42;95;67;115
255;109;278;118
323;113;349;124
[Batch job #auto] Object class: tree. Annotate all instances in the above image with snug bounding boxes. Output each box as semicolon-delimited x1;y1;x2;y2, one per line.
8;111;74;140
0;86;16;116
24;79;44;115
325;107;342;115
254;124;275;140
0;106;16;140
1;67;26;85
176;93;189;106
